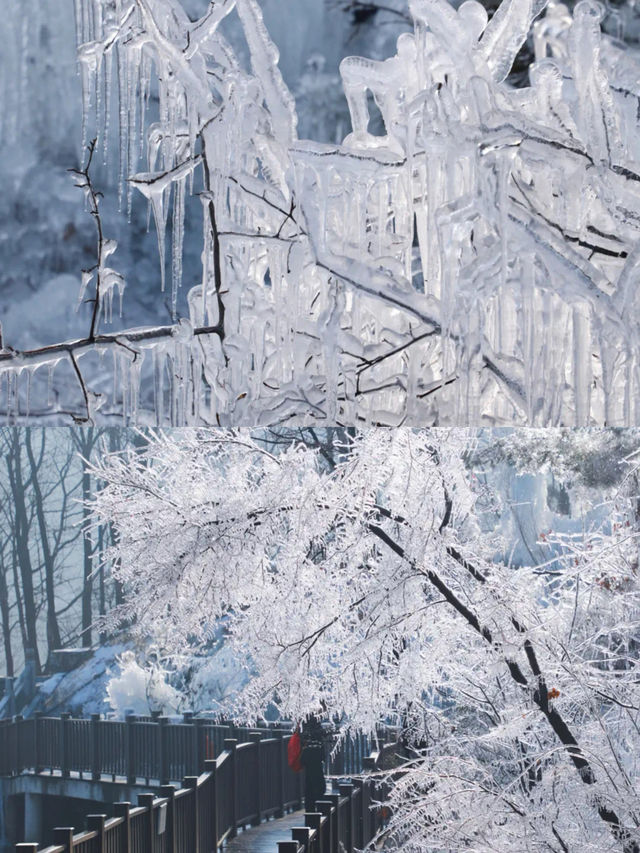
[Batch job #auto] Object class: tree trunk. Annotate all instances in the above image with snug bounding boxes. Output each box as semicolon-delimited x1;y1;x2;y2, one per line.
24;429;62;655
7;432;41;674
10;541;28;659
0;559;14;677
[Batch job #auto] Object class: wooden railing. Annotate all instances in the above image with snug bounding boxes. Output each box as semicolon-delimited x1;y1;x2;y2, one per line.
11;732;399;853
0;714;383;785
13;734;301;853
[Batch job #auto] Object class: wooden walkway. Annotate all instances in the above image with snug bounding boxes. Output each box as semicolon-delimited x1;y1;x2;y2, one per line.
224;811;306;853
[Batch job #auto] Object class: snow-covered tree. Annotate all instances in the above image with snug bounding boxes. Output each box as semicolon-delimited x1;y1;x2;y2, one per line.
1;0;640;425
91;428;640;851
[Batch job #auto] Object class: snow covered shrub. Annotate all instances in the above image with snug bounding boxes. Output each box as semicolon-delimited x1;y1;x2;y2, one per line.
106;649;182;715
1;0;640;425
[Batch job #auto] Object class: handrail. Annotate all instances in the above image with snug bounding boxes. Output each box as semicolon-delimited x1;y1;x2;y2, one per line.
1;714;390;785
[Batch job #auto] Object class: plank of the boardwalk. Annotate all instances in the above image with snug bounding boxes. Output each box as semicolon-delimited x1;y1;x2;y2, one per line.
223;810;305;853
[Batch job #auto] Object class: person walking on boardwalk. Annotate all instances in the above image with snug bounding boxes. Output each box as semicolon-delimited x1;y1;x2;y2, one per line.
300;715;327;811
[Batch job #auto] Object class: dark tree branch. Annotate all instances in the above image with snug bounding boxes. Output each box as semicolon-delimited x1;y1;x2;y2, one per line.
69;138;107;342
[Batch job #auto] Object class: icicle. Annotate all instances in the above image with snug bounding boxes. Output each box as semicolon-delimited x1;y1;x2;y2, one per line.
104;46;113;165
171;176;186;319
126;47;139;217
153;347;163;427
47;362;55;408
235;0;298;146
117;48;128;208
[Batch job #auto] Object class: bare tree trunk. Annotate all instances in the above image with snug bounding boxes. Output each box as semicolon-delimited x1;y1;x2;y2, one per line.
7;431;41;674
0;556;14;677
10;540;27;659
70;427;97;649
24;428;62;655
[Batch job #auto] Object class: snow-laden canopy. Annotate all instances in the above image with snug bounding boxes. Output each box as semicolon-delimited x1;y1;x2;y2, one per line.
91;429;640;851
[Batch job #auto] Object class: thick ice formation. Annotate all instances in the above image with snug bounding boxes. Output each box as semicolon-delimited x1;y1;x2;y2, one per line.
1;0;640;425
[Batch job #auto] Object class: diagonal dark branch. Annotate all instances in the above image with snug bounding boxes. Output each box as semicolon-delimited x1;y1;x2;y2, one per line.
68;351;93;424
69;138;106;342
367;519;639;852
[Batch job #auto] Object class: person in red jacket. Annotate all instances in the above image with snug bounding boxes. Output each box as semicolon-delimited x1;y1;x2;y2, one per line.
300;715;327;811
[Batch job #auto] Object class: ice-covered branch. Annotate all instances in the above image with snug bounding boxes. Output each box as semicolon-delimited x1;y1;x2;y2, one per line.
6;0;639;424
70;138;125;342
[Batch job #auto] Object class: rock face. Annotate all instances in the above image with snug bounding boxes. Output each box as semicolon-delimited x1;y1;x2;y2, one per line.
45;648;95;675
18;643;128;718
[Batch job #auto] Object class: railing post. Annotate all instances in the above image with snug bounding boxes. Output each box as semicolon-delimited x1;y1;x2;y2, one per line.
91;714;101;781
14;715;23;774
327;793;341;853
159;716;170;785
224;738;238;838
6;717;13;776
183;711;197;774
338;784;354;853
15;846;39;852
316;802;334;853
305;812;323;852
304;812;327;853
249;732;262;827
204;758;218;848
161;785;177;853
52;828;74;852
278;844;299;853
125;713;136;785
277;731;285;817
33;712;43;774
361;779;373;845
138;793;156;851
113;802;131;853
336;740;345;776
87;815;106;852
184;776;200;853
60;713;71;778
297;745;305;809
193;717;209;773
352;778;365;849
0;719;6;776
292;827;312;852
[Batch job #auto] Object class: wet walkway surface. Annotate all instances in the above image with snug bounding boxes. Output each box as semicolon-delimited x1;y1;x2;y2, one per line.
223;810;306;853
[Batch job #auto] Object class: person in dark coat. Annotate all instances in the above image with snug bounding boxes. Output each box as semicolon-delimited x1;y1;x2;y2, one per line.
300;715;327;811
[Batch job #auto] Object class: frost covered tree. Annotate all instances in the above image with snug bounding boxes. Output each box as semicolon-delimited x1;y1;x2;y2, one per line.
91;429;640;851
1;0;640;425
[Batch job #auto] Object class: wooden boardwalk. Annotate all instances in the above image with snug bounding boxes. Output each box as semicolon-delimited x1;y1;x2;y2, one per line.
224;811;306;853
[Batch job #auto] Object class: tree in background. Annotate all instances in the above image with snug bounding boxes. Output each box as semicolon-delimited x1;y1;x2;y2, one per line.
0;427;140;677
